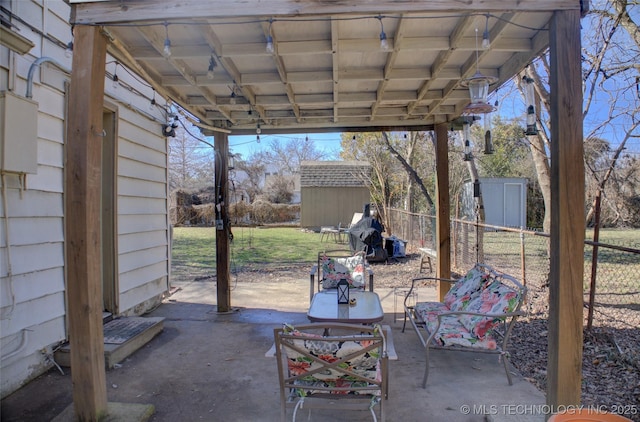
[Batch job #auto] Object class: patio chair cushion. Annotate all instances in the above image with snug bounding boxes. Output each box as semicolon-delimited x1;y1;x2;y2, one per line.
443;266;490;311
405;264;526;387
320;254;365;289
458;280;522;338
414;302;499;349
281;324;382;396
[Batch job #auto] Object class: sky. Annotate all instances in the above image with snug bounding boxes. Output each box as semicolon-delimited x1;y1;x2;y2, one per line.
229;132;344;159
222;87;638;160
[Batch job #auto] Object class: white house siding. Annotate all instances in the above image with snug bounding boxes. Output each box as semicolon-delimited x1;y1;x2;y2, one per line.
0;0;70;397
0;0;170;397
115;107;170;316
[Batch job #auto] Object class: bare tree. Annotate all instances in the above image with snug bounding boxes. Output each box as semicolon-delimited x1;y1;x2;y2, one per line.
264;174;295;204
582;0;640;226
341;132;405;232
262;136;328;175
168;126;214;191
235;153;266;203
380;131;434;212
233;136;328;204
518;0;639;231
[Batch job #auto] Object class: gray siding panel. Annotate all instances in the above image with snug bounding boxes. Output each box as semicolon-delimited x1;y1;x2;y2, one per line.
301;187;370;228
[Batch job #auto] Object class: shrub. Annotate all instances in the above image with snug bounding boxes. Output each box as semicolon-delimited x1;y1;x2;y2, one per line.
230;201;251;224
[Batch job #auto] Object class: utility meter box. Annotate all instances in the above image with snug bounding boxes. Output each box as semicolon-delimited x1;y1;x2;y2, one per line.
0;91;39;174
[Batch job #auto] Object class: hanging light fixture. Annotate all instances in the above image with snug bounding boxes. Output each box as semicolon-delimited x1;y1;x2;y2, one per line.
149;89;157;111
162;113;179;137
523;75;538;135
461;28;497;115
463;119;473;161
482;14;491;49
162;22;172;58
377;16;390;51
265;19;275;53
207;54;216;79
112;62;119;89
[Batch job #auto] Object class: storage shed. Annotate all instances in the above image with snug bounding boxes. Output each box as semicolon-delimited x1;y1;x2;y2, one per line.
463;177;528;228
300;161;371;229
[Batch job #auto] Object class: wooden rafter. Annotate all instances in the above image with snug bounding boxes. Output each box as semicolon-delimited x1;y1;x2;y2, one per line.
71;0;583;24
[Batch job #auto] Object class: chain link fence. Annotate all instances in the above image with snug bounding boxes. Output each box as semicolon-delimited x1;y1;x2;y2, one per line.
386;208;640;329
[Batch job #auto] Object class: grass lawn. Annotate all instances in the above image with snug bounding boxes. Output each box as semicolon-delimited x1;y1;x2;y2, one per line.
171;226;349;274
172;227;639;296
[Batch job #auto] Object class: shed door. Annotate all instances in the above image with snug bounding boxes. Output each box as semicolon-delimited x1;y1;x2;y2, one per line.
504;183;523;227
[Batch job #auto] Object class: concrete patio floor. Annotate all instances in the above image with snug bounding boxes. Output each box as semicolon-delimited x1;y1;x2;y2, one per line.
1;279;547;421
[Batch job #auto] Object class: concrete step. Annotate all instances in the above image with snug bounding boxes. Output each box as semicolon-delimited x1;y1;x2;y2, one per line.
55;316;164;369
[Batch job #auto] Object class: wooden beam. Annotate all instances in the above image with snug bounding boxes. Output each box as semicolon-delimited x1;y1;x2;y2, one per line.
547;8;584;412
338;92;376;106
331;18;340;123
71;1;582;24
241;73;282;85
340;69;383;81
421;13;513;120
215;132;232;313
259;20;301;123
128;44;212;59
435;123;451;301
288;71;333;83
277;40;332;55
103;30;211;123
497;29;550;88
342;36;531;53
65;24;108;421
408;14;472;116
372;14;406;119
255;95;291;106
202;25;262;121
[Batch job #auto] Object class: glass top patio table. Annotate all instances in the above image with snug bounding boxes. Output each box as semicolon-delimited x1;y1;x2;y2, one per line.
307;290;384;324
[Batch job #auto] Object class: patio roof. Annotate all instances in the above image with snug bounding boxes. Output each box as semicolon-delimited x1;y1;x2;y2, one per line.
70;0;579;134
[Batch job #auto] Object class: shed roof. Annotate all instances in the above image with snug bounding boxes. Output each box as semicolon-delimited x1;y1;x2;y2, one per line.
300;160;371;188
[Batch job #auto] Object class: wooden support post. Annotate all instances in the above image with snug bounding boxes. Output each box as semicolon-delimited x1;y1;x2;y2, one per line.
65;24;108;420
547;9;584;411
434;123;451;301
214;132;231;312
